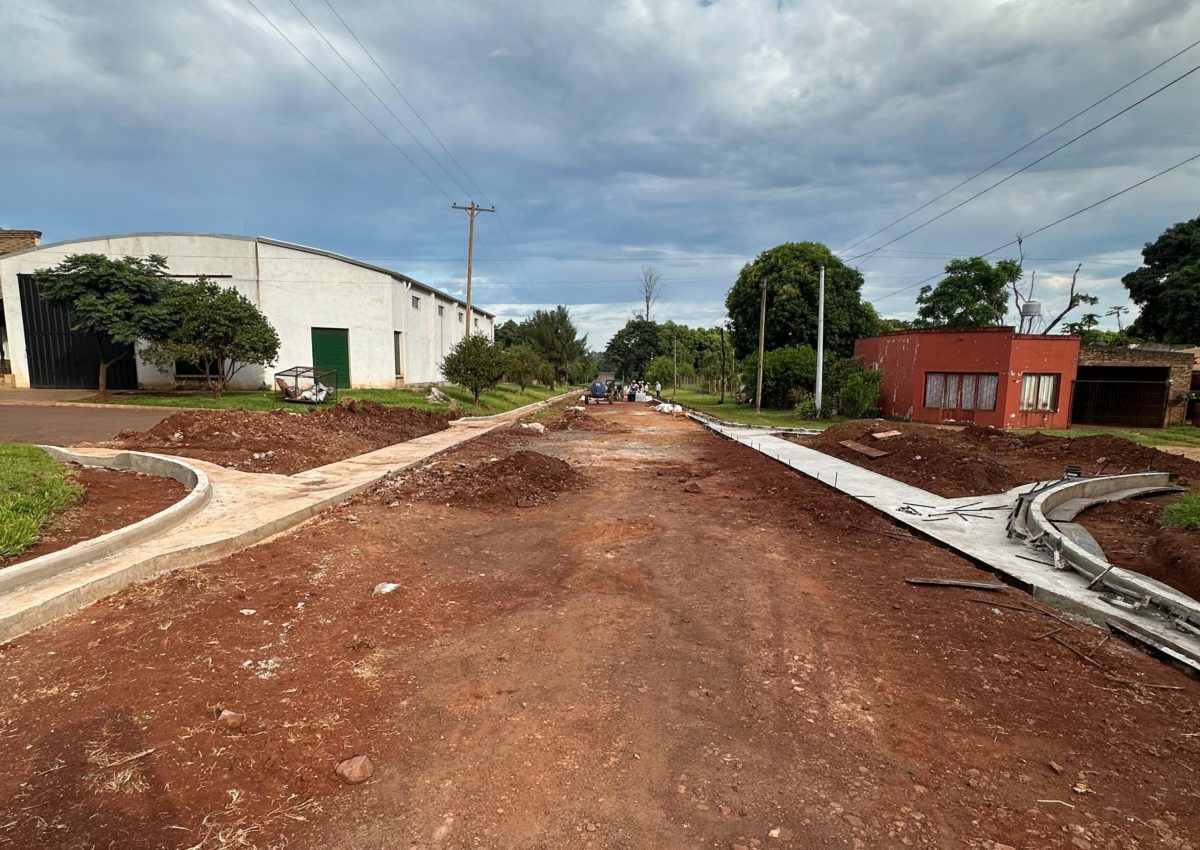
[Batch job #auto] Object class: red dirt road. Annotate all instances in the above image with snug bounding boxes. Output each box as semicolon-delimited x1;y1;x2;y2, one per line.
1;405;1198;849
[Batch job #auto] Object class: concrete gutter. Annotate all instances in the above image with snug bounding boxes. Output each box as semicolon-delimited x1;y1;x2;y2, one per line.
690;415;1200;669
0;449;210;596
1016;473;1199;625
0;390;574;643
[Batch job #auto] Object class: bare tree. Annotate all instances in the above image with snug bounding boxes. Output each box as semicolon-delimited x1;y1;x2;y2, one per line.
1042;264;1097;334
1105;304;1130;332
638;265;662;321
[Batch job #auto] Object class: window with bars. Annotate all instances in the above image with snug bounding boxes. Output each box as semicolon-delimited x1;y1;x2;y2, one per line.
1020;373;1059;411
923;372;999;410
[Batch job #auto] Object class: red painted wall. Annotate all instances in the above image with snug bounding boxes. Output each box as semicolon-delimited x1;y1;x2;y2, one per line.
855;328;1080;429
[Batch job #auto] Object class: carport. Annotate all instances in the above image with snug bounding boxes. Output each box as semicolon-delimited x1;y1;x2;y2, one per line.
1070;364;1170;427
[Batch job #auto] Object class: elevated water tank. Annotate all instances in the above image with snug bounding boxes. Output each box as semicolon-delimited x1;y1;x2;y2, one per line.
1020;300;1043;318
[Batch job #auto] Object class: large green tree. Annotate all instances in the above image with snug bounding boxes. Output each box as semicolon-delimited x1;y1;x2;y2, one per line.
604;317;661;379
33;253;176;394
914;257;1020;328
725;242;878;360
141;277;280;398
503;343;549;394
1123;214;1200;343
523;306;587;388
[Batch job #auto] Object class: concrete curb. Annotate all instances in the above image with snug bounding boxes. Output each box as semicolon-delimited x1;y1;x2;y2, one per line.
1020;473;1200;624
0;450;211;596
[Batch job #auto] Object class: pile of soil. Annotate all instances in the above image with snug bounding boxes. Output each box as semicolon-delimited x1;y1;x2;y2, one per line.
2;466;188;568
107;399;452;474
800;419;1200;498
1076;493;1200;601
377;449;579;508
546;405;611;432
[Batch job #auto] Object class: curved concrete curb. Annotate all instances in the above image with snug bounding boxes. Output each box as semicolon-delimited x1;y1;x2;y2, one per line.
0;449;211;596
1019;473;1200;624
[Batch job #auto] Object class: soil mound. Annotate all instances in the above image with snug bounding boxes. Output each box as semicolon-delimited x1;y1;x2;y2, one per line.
547;406;612;431
109;399;452;474
1077;494;1200;602
802;419;1200;498
380;450;579;508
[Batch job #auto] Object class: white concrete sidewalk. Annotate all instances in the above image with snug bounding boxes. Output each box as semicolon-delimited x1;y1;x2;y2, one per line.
702;420;1200;665
0;400;560;642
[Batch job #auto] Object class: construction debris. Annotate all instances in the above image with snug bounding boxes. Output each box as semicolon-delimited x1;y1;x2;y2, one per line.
838;439;888;459
905;577;1006;591
871;430;903;440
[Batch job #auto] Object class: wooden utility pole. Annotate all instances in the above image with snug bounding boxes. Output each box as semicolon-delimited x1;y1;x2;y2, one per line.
755;280;767;413
718;324;726;405
451;201;495;335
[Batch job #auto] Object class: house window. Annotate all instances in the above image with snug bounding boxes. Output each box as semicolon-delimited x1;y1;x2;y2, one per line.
1020;373;1060;411
175;359;220;378
924;372;999;410
411;295;420;309
438;304;445;317
394;331;404;377
458;311;464;323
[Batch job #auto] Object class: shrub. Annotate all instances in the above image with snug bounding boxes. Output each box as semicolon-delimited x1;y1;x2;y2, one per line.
441;334;506;402
503;344;548;394
740;345;817;408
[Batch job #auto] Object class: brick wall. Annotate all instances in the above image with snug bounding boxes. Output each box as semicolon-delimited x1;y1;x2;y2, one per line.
0;229;41;255
1078;345;1194;426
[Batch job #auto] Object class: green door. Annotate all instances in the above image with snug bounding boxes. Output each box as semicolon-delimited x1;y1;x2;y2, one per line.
311;327;350;388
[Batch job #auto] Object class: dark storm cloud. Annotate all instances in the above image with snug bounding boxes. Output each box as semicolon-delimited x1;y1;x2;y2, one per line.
2;0;1198;345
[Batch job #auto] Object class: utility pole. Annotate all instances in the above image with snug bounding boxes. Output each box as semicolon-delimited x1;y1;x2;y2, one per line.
718;324;726;405
755;279;767;414
451;200;495;335
672;332;678;400
815;266;825;413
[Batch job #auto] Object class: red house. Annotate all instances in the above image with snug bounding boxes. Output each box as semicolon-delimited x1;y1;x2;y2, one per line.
855;327;1081;429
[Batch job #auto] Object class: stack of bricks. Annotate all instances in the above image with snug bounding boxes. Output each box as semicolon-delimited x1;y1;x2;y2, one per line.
0;229;41;255
1079;345;1195;426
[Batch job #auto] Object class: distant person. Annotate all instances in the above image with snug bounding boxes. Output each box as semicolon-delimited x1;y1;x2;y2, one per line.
655;381;662;396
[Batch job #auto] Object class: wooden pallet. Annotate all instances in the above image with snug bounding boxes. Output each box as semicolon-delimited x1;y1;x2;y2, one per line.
839;439;889;459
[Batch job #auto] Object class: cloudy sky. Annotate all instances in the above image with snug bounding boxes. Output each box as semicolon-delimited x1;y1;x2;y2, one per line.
3;0;1198;347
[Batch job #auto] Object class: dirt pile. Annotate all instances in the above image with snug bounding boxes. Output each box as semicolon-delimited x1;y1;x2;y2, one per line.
546;405;611;431
378;449;579;508
1076;493;1200;601
108;399;452;474
801;419;1200;497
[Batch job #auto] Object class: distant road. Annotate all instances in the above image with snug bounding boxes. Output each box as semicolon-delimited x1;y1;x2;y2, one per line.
0;405;172;445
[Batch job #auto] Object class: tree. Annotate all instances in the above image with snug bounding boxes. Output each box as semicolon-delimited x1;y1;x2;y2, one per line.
725;242;878;360
1040;264;1099;335
503;344;548;394
604;317;661;379
832;359;884;418
1123;214;1200;343
139;277;280;398
494;319;527;348
523;306;587;388
643;354;694;391
638;265;662;321
914;257;1020;328
33;253;176;394
440;334;506;402
739;345;818;408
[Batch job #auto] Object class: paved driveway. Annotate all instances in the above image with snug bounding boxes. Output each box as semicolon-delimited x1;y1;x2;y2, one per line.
0;405;172;445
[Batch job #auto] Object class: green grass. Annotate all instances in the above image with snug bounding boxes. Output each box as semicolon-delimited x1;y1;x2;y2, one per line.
1014;424;1200;449
0;443;84;558
668;388;840;430
75;383;564;418
1161;493;1200;531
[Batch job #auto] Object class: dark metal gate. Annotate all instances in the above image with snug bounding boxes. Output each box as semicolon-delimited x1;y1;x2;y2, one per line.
1070;379;1169;428
17;274;137;389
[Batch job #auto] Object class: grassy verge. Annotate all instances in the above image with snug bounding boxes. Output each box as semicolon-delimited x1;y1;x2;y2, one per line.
667;388;840;430
0;443;83;558
1014;424;1200;449
1162;493;1200;530
74;383;564;417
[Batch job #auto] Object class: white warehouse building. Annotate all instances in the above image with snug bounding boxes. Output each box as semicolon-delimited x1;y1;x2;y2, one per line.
0;232;494;391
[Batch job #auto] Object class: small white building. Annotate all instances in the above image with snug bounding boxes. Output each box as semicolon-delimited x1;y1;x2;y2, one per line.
0;232;494;391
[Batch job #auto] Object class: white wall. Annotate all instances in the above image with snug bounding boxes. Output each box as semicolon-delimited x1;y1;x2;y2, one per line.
0;233;495;390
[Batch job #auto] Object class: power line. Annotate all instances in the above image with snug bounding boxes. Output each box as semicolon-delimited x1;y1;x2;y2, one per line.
241;0;453;202
846;58;1200;263
319;0;539;291
282;0;471;198
867;150;1200;303
838;36;1200;256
